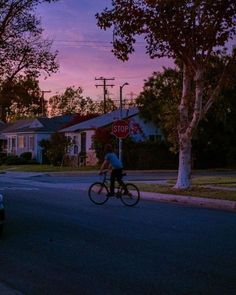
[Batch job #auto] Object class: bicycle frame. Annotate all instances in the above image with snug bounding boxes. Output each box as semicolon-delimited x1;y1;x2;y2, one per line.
100;171;125;196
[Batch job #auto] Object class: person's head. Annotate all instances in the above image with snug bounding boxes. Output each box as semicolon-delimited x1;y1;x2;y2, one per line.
104;143;113;153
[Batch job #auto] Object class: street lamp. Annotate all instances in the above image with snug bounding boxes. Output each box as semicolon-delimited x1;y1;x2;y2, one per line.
119;82;129;161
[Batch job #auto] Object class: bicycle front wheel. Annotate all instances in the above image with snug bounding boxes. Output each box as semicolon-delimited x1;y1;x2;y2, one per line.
121;183;140;206
88;182;109;205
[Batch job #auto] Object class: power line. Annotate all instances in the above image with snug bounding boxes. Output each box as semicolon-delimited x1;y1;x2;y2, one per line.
54;39;145;45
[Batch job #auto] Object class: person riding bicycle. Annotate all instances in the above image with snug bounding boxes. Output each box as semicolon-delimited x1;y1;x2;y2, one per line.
99;143;124;197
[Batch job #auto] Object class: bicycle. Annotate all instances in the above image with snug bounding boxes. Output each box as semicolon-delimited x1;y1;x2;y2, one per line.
88;171;140;207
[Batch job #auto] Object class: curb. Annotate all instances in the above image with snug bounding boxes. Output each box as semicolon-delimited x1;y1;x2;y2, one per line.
0;283;25;295
140;191;236;211
72;184;236;212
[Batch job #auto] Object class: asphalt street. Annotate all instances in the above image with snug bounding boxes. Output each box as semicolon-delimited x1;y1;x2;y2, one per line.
0;178;236;295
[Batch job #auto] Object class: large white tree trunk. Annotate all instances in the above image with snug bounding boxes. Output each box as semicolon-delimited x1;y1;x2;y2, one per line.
174;65;204;189
174;134;192;189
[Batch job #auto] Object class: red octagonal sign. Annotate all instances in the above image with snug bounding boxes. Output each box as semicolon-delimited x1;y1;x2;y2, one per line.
112;120;130;139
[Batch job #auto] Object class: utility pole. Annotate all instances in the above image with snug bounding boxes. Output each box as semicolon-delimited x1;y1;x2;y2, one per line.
41;90;51;117
95;77;115;113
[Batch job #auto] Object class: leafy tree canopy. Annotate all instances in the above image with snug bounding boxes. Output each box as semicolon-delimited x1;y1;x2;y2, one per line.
97;0;236;64
0;0;59;82
48;86;117;116
39;132;71;166
48;87;96;116
0;76;42;121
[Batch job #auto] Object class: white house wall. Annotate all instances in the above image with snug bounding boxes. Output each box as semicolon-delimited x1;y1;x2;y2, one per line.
129;114;161;141
5;133;52;164
65;130;97;166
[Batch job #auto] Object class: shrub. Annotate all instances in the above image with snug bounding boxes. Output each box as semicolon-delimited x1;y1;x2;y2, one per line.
20;152;32;161
4;155;26;165
39;133;72;166
123;140;178;169
0;152;7;165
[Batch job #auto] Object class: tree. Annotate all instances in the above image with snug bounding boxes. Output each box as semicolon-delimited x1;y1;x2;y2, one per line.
96;0;236;188
0;76;42;121
93;97;117;114
48;86;97;116
0;0;58;79
93;126;117;164
0;0;59;120
39;132;72;166
138;59;236;168
137;67;181;152
48;86;117;116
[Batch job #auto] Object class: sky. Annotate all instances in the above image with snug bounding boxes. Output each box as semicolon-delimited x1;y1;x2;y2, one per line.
37;0;172;102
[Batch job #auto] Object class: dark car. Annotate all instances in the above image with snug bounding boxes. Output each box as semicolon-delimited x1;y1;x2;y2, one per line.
0;194;5;236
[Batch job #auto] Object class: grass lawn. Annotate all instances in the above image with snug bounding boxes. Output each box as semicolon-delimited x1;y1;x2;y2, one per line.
0;164;98;173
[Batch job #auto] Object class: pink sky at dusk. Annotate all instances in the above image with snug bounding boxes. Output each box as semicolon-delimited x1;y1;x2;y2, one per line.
37;0;173;102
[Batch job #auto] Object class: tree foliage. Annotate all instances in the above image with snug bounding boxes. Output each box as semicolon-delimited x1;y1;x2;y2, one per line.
48;86;95;116
48;86;117;116
0;76;42;121
92;126;117;164
0;0;59;81
97;1;236;62
137;67;181;151
39;132;72;166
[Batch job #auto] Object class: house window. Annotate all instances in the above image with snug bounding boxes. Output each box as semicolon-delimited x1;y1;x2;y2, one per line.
18;135;26;148
29;136;35;150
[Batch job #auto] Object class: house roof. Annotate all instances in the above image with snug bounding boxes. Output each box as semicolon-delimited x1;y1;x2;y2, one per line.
0;114;76;136
0;118;33;138
60;107;139;133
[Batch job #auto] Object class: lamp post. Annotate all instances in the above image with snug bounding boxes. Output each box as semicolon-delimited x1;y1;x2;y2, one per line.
119;82;129;161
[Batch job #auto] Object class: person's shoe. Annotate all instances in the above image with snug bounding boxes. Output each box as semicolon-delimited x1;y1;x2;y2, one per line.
107;192;115;197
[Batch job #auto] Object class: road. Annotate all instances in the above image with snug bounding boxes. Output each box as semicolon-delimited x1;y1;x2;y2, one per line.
0;174;236;295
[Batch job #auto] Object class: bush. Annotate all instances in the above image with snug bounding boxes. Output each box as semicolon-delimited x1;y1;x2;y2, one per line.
20;152;32;161
4;155;27;165
0;152;7;165
123;140;178;169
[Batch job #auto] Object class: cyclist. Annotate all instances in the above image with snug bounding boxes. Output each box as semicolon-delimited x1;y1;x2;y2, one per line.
99;143;124;196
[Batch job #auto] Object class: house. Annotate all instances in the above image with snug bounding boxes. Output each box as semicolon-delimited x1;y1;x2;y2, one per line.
60;107;162;166
0;114;76;163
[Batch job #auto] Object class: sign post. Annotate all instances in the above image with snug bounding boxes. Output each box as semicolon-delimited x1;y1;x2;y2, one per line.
117;82;129;161
112;120;130;161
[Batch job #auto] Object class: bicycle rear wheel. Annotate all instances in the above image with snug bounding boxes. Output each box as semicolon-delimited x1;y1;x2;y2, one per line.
120;183;140;206
88;182;109;205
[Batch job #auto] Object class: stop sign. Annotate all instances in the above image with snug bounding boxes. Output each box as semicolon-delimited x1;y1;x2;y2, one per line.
112;120;130;139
